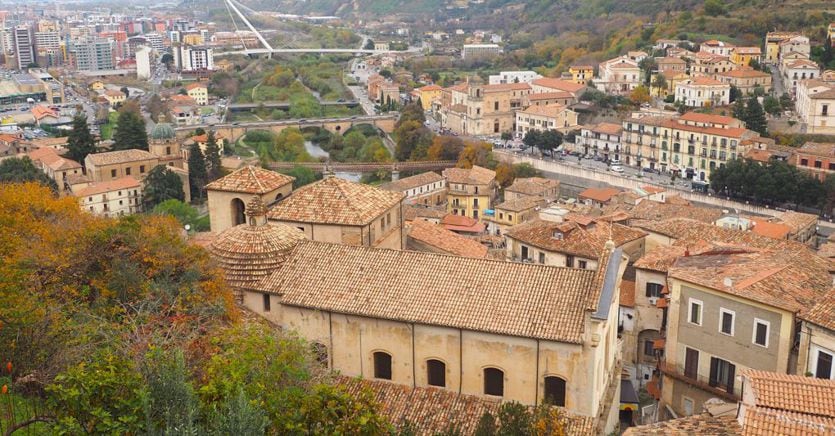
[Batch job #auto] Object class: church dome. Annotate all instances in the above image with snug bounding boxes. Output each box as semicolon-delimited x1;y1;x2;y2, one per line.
150;123;176;141
208;196;305;291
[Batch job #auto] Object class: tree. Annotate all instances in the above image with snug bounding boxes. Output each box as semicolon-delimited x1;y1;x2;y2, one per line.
651;74;668;95
188;142;208;203
457;142;493;169
143;348;199;434
630;85;652;105
142;165;185;209
522;130;542;150
822;36;833;68
744;96;768;136
0;157;58;191
500;132;513;144
363;39;375;50
779;93;793;111
394;120;432;160
732;97;746;120
205;131;222;180
112;103;149;151
427;136;465;160
66;113;96;164
763;95;781;116
704;0;726;16
151;199;208;231
120;86;130;98
161;53;173;67
281;165;319;188
495;163;515;188
538;130;563;153
729;85;742;103
513;163;540;178
147;94;165;123
272;128;313;162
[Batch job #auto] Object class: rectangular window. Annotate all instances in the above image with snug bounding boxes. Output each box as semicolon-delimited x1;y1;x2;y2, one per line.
140;165;146;173
538;252;545;264
644;340;654;356
111;169;117;177
688;299;703;326
753;319;770;347
684;348;699;379
816;349;834;379
262;293;271;312
719;309;735;336
646;283;663;298
578;260;588;269
709;357;736;394
566;255;574;268
125;167;131;176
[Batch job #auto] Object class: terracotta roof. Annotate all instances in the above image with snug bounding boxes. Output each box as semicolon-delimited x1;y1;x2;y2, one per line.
190;132;225;143
627;200;722;224
28;147;82;171
103;89;125;97
682;77;726;86
338;377;596;436
742;406;835;435
417;84;443;92
634;245;688;273
505;177;560;197
734;46;761;54
442;165;495;186
519;103;568;118
267;177;404;226
208;197;305;290
184;82;206;90
620;279;635;307
379;171;445;192
679;112;737;126
403;204;447;222
494;196;544;213
743;369;835;418
206;165;294;194
623;413;741;435
85;149;156;166
786;59;820;69
718;69;771;79
578;187;621;203
586;122;623;136
656;56;687;65
441;214;485;233
802;288;835;331
798;142;835;158
257;241;611;343
505;218;645;259
75;176;140;197
527;91;574;101
774;210;817;234
669;247;831;313
751;221;791;240
31;105;57;120
407;219;488;258
641;185;666;195
530;78;586;93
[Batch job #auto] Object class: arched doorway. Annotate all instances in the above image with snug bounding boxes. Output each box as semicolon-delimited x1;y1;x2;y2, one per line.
543;376;567;406
231;198;246;226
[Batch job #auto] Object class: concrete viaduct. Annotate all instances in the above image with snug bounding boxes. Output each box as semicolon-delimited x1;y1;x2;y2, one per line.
173;114;398;143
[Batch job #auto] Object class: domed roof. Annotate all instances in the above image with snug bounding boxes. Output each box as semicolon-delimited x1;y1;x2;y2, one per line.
150;123;176;140
208;197;305;290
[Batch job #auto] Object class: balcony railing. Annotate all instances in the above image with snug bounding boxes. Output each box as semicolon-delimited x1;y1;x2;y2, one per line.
659;361;739;402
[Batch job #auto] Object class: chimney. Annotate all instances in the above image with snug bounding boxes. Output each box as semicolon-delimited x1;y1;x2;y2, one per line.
723;277;733;288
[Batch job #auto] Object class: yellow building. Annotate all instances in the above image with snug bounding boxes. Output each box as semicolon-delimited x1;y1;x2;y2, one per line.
443;165;497;220
765;31;802;63
486;196;543;236
412;84;442;111
185;82;209;105
730;46;762;67
103;89;126;106
182;33;204;45
89;80;105;91
568;65;594;85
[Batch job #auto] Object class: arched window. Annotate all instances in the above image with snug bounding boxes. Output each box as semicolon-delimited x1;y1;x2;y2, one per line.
373;352;392;380
544;376;567;406
426;359;446;387
231;198;246;226
483;367;504;396
275;193;283;202
311;342;328;367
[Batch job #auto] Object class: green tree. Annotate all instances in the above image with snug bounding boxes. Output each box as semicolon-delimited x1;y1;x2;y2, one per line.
732;97;746;119
66;113;96;164
151;199;208;231
744;96;768;136
213;388;268;435
779;93;793;111
142;165;185;209
652;74;668;95
474;412;497;436
281;165;319;188
729;85;742;103
763;95;781;116
112;103;149;151
513;163;540;178
205;131;223;180
0;157;58;191
522;130;542;150
188;142;208;203
704;0;725;16
394;119;432;160
273;128;313;162
143;348;199;434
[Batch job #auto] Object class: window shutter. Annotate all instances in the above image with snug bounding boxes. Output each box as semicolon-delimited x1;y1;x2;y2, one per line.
727;363;736;394
709;357;719;387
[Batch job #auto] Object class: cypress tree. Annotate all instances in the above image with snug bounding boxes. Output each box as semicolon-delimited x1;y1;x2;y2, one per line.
66;113;96;164
745;96;768;136
204;131;222;181
113;104;149;151
187;142;208;203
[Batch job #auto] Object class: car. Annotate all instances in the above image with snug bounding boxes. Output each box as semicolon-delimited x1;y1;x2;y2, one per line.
642;167;658;174
609;164;624;173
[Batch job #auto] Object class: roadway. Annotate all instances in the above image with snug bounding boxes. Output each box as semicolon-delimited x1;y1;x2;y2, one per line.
172;113;398;132
228;100;359;110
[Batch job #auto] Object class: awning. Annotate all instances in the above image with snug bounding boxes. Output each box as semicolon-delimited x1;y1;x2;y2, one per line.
620;379;640;411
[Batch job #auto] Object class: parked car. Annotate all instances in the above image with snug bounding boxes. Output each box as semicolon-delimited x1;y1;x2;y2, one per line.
609;164;624;173
642;167;657;174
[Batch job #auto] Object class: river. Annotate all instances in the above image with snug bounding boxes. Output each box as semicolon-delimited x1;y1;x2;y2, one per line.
304;141;362;182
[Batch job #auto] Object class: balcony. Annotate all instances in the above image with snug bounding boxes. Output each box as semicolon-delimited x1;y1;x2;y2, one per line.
659;361;739;402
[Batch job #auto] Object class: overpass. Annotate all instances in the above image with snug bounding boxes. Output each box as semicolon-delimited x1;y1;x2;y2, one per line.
173;114;399;142
228;100;359;111
265;160;457;173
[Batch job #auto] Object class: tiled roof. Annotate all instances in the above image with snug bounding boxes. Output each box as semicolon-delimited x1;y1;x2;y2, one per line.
208;197;305;290
185;82;206;90
586;122;623;136
407;219;488;258
802;288;835;331
338;377;596;436
626;115;751;139
403;204;447;221
28;147;82;171
417;84;443;92
104;89;125;97
679;112;737;126
627;201;723;224
519;103;567;118
798;142;835;158
578;187;621;203
530;78;586;93
505;218;645;259
205;165;294;194
718;69;771;79
257;241;607;343
440;214;485;233
31;105;57;120
442;165;496;185
683;77;726;86
527;91;574;100
751;221;792;240
379;171;445;192
774;210;817;234
668;247;831;313
620;279;635;307
190;132;225;143
86;149;156;166
743;369;835;417
267;177;404;226
75;176;140;197
634;245;688;272
623;413;741;435
494;196;544;212
505;177;560;197
742;406;835;435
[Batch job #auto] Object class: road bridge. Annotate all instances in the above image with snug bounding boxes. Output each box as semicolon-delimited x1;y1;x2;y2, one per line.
228;101;359;111
265;160;457;173
173;114;398;142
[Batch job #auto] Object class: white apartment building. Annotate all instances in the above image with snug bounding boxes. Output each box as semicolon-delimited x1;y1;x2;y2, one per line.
675;77;731;108
173;45;214;71
515;104;579;136
782;59;820;95
34;31;60;50
488;70;542;85
699;40;735;57
796;74;835;135
74;176;143;217
573;122;623;161
135;46;151;80
597;55;642;94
